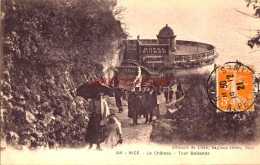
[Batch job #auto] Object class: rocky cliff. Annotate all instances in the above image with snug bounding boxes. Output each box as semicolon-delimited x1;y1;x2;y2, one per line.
1;0;126;149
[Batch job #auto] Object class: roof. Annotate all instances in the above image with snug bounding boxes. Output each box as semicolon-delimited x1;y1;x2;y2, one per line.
158;24;174;37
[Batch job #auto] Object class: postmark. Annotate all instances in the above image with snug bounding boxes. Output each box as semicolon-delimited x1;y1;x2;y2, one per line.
207;61;259;113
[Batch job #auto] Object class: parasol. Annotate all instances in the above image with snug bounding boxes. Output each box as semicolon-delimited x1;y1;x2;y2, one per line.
76;81;114;100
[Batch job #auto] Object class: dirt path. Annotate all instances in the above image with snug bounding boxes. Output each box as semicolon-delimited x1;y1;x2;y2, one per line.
107;98;152;144
107;93;171;144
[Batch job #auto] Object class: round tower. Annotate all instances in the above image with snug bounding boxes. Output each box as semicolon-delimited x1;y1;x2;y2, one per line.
157;24;177;52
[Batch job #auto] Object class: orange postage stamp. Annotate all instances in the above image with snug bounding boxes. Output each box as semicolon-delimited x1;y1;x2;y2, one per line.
216;62;254;112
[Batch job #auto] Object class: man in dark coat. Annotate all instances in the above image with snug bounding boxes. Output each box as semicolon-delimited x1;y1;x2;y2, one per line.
128;87;141;125
144;87;156;124
164;89;169;103
114;87;123;113
169;88;174;102
176;83;184;100
138;87;147;118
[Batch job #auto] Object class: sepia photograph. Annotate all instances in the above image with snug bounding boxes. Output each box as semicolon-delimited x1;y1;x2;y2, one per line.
1;0;260;164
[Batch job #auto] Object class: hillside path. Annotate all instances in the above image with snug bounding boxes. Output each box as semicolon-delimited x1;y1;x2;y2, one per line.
106;92;175;144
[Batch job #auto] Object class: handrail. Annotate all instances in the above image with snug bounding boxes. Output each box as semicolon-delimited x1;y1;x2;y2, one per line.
166;90;185;113
173;49;216;62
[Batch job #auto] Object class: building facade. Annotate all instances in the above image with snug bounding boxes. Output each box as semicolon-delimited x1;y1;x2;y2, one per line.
117;24;219;87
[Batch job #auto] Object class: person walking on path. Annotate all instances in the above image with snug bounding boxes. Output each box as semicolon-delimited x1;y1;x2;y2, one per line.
138;87;147;118
176;84;184;100
128;87;141;125
144;87;156;124
105;110;123;148
114;87;123;113
164;88;169;103
169;88;174;103
85;92;110;150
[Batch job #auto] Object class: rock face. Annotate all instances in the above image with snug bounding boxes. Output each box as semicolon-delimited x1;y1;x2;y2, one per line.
1;0;126;149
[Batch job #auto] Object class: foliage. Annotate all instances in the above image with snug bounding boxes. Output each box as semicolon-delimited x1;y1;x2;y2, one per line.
170;76;258;143
245;0;260;48
1;0;126;149
246;0;260;17
3;0;126;81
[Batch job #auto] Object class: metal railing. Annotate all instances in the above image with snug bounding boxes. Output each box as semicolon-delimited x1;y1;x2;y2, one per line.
143;56;163;63
173;49;215;62
117;67;138;74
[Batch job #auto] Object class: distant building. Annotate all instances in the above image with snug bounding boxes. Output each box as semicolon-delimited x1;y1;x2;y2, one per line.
117;24;218;88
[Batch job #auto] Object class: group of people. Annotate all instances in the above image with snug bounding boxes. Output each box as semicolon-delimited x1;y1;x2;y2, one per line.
127;87;159;125
84;84;183;150
164;88;174;103
164;84;184;103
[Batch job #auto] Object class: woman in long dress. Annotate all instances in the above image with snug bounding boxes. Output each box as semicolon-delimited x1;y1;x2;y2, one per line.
85;92;110;150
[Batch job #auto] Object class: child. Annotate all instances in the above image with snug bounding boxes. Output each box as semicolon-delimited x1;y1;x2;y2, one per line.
105;110;123;148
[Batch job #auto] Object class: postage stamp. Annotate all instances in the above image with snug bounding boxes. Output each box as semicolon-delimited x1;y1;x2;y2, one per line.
207;61;259;113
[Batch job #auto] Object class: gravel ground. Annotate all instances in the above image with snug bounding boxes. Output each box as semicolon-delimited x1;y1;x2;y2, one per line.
107;94;170;145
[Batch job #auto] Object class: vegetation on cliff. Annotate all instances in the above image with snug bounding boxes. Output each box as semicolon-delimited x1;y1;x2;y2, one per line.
1;0;126;149
170;78;260;143
151;76;260;144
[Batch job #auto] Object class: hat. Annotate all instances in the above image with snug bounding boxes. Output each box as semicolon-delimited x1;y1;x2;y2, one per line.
108;116;116;124
109;109;116;115
135;87;140;91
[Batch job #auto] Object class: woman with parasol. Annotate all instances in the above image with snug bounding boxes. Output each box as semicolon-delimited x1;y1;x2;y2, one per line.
85;91;110;150
76;81;113;150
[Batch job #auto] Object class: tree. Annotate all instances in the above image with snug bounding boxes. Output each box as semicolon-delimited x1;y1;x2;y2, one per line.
245;0;260;48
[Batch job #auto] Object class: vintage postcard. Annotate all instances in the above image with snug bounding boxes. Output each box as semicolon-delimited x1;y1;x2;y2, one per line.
1;0;260;164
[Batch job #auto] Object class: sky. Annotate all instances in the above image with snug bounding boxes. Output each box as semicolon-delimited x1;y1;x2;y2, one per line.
117;0;260;73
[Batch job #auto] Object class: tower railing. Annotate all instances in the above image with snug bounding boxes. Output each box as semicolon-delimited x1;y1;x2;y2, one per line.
173;49;216;62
